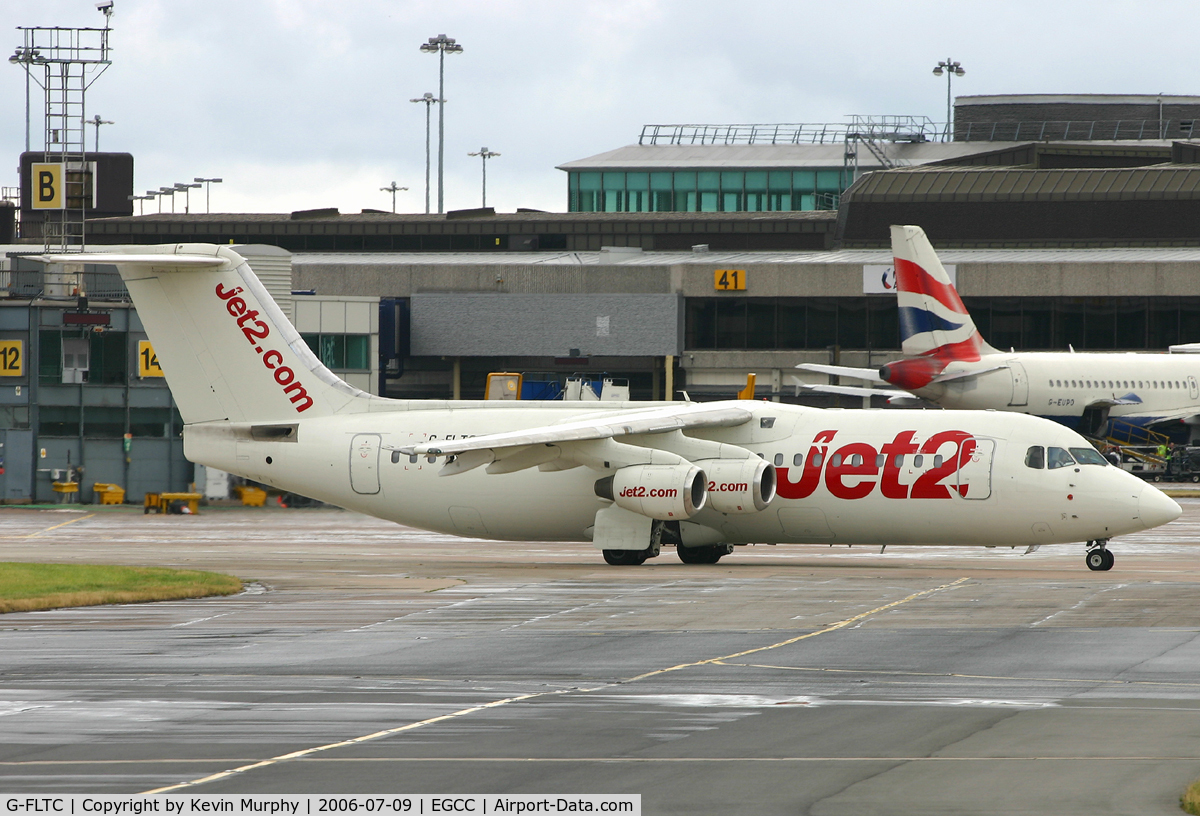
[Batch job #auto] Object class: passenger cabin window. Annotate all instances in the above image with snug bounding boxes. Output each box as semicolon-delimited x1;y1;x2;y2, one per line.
1047;447;1076;469
774;453;784;467
793;453;803;467
913;454;924;468
1025;446;1045;469
1070;447;1107;466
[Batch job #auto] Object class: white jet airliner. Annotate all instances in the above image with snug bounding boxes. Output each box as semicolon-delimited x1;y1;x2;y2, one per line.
799;225;1200;439
40;245;1180;571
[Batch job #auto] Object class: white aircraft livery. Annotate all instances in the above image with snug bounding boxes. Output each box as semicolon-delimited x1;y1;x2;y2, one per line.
41;245;1181;571
799;225;1200;439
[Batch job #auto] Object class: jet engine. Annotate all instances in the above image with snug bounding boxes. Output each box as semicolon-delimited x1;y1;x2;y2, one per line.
595;464;707;520
701;458;776;514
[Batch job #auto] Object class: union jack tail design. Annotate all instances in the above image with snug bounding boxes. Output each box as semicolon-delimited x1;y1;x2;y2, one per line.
891;225;997;361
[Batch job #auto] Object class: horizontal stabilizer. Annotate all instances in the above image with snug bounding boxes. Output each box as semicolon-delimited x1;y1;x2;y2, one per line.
795;363;884;383
795;382;922;404
930;365;1009;384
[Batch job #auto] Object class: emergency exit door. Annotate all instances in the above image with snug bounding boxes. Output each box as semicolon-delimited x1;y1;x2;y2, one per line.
1008;362;1028;407
350;434;381;494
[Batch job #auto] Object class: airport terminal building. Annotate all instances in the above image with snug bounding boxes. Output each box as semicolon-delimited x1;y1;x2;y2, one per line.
5;94;1200;502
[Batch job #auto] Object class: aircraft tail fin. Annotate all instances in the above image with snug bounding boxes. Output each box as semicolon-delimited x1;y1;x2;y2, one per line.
37;244;377;424
891;225;996;361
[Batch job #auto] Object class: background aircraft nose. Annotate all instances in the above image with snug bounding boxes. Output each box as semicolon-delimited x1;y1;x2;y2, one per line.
1139;484;1182;528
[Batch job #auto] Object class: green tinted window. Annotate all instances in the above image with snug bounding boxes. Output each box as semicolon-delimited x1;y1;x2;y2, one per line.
568;173;579;191
320;335;345;369
793;170;816;189
578;172;601;191
39;405;79;436
130;407;171;437
602;172;625;190
720;171;743;189
816;170;842;191
673;171;697;190
345;335;370;370
626;172;648;190
744;171;768;190
768;171;791;190
650;172;673;190
84;406;125;438
698;171;720;190
700;191;719;212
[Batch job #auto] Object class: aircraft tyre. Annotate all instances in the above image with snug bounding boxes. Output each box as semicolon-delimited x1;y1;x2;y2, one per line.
603;549;649;566
677;544;734;565
1085;547;1115;571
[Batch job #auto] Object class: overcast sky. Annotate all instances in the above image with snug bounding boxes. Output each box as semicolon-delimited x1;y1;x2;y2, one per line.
2;0;1197;215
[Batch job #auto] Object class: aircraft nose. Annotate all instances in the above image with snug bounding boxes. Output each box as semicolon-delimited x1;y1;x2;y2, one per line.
1138;483;1182;529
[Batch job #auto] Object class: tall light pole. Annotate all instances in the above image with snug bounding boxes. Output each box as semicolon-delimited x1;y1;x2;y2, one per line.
410;92;440;214
932;58;964;140
419;34;463;214
8;46;40;153
146;190;162;213
127;193;152;215
194;177;222;213
380;181;408;213
159;186;177;214
174;182;201;213
88;114;113;152
467;147;499;207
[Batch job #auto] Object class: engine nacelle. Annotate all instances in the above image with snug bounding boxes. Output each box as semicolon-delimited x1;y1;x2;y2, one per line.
595;464;707;520
701;458;776;514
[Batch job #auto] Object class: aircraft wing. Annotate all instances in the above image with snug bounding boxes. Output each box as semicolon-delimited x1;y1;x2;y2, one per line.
401;402;755;476
795;363;884;383
794;382;923;405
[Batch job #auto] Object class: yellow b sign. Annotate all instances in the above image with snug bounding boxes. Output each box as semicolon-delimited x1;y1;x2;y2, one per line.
0;340;23;376
714;269;746;291
31;163;64;210
138;341;164;378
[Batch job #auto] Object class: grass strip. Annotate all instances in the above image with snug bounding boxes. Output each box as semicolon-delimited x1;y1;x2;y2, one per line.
1185;779;1200;815
0;562;242;613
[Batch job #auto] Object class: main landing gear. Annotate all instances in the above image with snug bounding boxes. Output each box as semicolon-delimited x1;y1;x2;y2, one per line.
1085;540;1114;571
677;544;735;564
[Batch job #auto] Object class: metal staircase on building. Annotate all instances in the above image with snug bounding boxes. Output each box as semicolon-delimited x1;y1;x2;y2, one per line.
15;17;112;252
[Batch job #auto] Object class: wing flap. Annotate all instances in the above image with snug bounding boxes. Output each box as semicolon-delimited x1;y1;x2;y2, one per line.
795;363;885;383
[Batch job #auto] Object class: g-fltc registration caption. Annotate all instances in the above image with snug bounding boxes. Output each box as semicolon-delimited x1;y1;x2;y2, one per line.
3;797;639;816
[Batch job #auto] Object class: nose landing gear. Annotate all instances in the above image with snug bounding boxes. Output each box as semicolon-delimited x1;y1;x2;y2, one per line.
1085;540;1114;571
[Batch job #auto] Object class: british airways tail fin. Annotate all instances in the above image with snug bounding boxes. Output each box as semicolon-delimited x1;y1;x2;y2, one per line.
37;244;379;424
891;225;997;361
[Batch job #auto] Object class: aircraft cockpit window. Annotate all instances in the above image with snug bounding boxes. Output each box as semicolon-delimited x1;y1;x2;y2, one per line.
1025;446;1045;469
793;453;803;467
1047;447;1076;469
773;453;784;467
1070;447;1107;466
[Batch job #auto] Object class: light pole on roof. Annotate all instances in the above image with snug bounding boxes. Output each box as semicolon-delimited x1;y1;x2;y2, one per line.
932;58;964;141
467;147;499;208
380;181;408;213
410;92;441;214
419;34;463;214
194;177;222;213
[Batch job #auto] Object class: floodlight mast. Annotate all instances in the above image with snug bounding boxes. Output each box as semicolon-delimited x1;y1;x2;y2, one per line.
88;114;112;151
410;92;441;214
467;147;500;208
932;58;965;140
419;34;463;214
194;177;222;213
380;181;408;213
